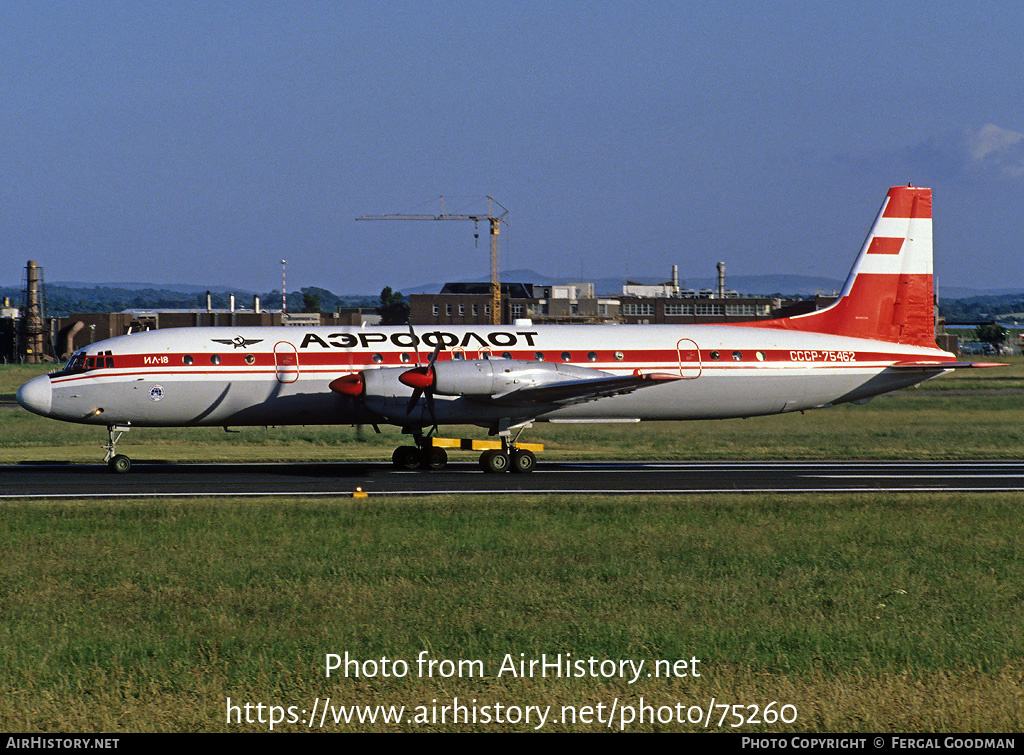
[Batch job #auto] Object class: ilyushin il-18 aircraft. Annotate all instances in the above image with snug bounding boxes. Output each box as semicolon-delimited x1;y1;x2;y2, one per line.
17;185;994;474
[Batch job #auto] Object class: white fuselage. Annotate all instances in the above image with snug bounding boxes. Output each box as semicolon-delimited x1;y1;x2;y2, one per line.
20;324;954;430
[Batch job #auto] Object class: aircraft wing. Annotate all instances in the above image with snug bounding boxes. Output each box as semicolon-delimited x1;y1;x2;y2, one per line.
487;372;680;408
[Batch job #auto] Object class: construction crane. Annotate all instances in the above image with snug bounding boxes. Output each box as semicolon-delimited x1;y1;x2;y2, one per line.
358;196;509;325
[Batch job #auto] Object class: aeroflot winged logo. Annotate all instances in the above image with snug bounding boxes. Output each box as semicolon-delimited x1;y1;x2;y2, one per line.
211;336;264;349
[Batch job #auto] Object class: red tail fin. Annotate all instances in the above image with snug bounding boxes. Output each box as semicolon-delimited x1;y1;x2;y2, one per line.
752;186;936;347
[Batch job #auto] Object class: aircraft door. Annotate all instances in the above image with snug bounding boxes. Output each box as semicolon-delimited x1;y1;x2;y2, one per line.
274;341;300;383
676;339;701;379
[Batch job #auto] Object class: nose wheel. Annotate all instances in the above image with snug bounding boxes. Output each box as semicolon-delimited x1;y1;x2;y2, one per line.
103;425;133;474
108;454;132;474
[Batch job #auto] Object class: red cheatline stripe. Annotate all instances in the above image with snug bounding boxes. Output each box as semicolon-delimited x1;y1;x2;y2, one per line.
101;349;931;369
866;237;904;255
48;349;953;385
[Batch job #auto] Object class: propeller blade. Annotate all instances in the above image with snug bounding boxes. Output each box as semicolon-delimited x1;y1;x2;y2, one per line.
406;388;423;415
409;323;421;365
425;389;436;425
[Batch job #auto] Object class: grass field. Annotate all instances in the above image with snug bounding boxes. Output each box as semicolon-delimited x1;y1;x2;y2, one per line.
2;362;1023;732
3;493;1024;732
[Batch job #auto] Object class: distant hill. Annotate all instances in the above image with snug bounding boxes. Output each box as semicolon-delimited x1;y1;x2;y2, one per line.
940;293;1024;322
0;283;377;318
50;281;251;294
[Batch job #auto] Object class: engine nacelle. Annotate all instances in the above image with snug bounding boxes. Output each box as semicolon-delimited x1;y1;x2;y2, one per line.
331;367;415;411
430;359;610;397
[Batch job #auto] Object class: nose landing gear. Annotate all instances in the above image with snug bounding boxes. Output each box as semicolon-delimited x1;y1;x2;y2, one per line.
103;425;133;474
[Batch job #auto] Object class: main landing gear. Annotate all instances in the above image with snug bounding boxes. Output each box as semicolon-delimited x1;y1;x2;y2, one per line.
103;425;132;474
391;444;448;471
479;447;537;474
390;435;542;474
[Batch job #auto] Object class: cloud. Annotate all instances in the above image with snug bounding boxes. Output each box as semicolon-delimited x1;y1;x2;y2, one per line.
908;124;1024;180
962;124;1024;177
842;124;1024;182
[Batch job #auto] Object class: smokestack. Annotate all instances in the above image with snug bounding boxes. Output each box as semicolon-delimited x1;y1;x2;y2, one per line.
671;265;679;297
229;293;235;312
206;291;212;312
23;260;45;363
254;295;261;314
716;262;725;299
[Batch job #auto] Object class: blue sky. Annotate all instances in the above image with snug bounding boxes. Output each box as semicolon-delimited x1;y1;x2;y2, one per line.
3;1;1023;295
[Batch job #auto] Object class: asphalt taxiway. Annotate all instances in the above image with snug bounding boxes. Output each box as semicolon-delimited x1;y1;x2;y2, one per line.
2;460;1023;498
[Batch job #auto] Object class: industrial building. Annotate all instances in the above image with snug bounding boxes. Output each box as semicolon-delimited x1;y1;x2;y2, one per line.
409;263;826;327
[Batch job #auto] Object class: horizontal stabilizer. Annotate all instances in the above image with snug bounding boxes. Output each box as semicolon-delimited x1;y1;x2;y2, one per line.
887;361;1007;369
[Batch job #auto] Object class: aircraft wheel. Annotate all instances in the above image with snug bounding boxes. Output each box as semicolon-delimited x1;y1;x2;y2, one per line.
480;449;510;474
392;445;421;470
510;448;536;474
108;454;132;474
420;447;448;470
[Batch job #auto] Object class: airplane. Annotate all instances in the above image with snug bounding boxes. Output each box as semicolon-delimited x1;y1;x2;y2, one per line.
17;185;997;474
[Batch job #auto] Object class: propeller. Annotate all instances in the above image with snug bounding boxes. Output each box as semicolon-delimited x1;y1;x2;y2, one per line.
401;325;443;425
401;341;441;416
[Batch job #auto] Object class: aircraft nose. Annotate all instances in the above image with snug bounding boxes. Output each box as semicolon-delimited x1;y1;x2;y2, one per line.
17;375;52;416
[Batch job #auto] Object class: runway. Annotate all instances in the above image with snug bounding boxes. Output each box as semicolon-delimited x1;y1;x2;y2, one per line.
2;459;1023;498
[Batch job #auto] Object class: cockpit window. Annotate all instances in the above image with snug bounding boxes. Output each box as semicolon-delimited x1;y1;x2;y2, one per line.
52;351;86;376
51;350;114;377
